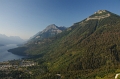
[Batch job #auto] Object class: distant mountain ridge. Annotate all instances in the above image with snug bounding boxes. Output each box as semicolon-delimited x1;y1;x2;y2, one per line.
0;34;25;45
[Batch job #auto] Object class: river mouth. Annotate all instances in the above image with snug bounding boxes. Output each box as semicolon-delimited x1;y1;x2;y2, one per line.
0;44;24;62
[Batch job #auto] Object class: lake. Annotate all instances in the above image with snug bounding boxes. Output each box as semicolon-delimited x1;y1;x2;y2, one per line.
0;44;24;62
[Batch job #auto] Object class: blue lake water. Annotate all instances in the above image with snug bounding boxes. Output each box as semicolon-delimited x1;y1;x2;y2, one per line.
0;44;24;62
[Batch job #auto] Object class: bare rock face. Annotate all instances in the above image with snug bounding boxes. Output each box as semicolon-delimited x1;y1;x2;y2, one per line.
28;24;66;44
41;24;63;34
86;10;111;21
94;10;106;14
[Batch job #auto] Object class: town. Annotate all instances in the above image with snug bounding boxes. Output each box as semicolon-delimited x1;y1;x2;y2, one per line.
0;60;37;70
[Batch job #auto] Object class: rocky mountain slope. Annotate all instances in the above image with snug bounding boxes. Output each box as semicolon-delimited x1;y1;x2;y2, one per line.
27;24;66;44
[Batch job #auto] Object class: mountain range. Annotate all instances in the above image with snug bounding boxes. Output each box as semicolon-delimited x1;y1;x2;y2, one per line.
0;34;25;45
8;10;120;79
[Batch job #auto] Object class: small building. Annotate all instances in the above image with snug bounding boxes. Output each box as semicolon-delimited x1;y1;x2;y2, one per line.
20;60;35;67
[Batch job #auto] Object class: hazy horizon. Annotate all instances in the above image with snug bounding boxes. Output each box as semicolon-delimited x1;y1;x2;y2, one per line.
0;0;120;39
0;33;28;40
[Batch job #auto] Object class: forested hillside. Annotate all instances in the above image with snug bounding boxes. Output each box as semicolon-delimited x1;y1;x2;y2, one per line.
9;10;120;79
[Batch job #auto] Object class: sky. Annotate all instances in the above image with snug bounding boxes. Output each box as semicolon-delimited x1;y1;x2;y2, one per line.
0;0;120;39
